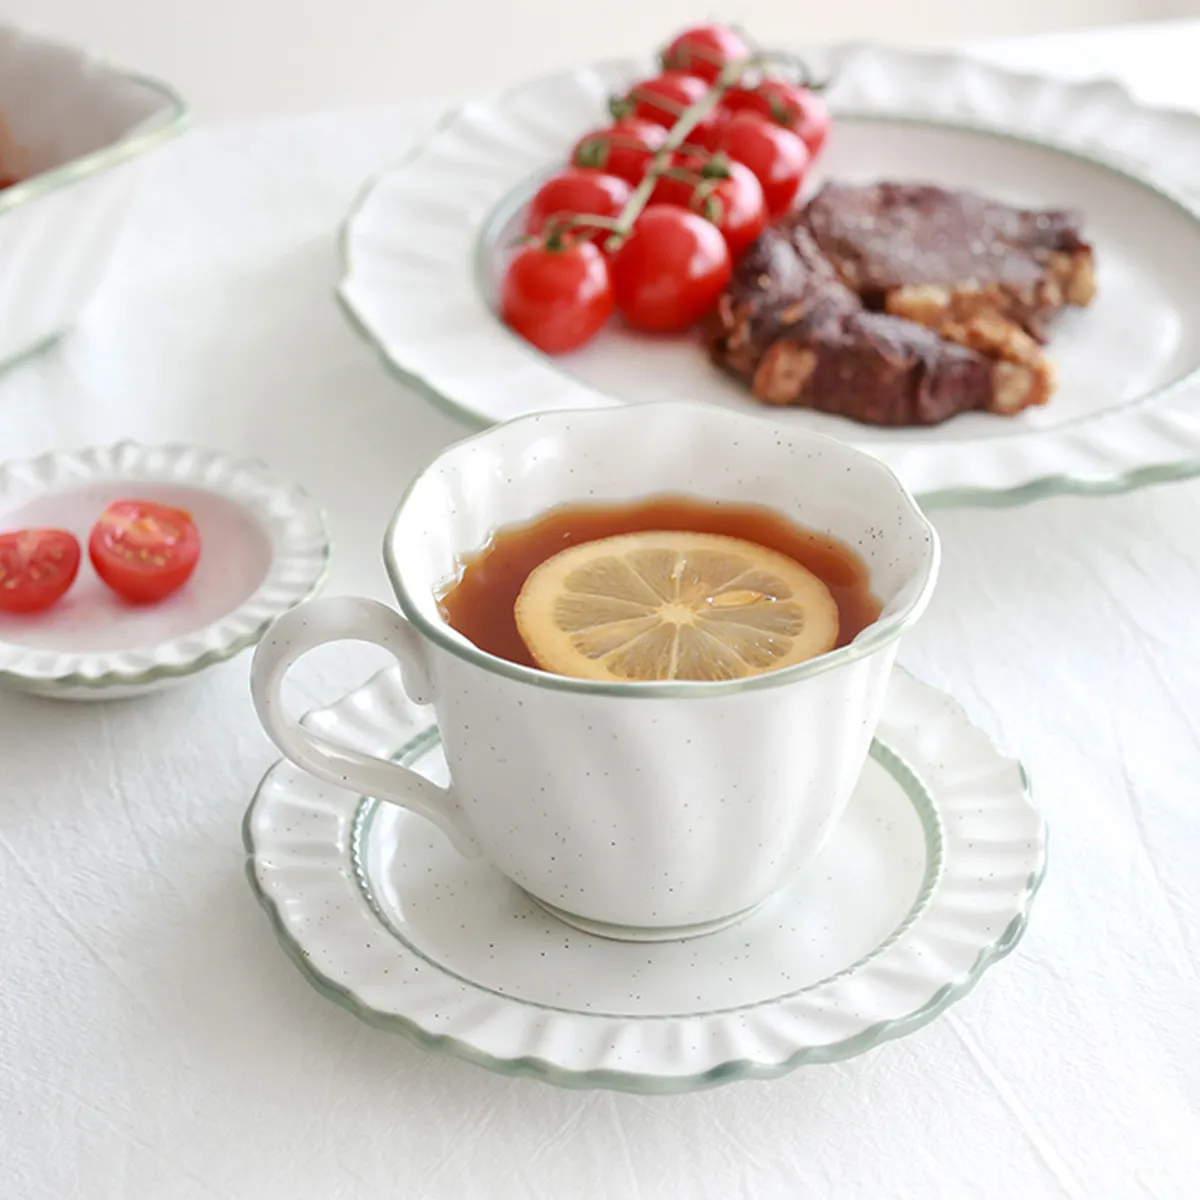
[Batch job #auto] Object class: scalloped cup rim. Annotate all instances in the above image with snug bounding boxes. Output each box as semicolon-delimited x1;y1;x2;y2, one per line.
0;441;331;694
383;401;940;698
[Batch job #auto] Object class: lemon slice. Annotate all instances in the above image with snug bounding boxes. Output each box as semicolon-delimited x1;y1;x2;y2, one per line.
514;530;839;683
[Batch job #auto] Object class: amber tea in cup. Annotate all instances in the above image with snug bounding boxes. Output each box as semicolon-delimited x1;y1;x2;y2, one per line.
438;495;882;678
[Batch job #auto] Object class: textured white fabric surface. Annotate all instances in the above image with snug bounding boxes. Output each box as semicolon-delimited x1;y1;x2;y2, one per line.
1;23;1198;1200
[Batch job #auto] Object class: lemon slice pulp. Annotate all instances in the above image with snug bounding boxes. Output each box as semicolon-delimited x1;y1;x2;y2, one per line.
514;530;839;683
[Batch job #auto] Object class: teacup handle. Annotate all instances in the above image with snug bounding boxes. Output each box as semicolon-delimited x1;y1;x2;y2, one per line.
250;595;482;858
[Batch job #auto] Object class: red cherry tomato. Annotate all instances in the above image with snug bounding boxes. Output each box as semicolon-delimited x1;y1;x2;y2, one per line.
501;240;614;354
718;113;811;216
89;500;201;604
524;168;632;243
724;80;830;157
678;110;727;153
661;24;751;84
0;529;81;614
610;206;732;333
652;155;766;259
571;119;668;186
614;72;710;130
718;85;761;117
692;159;766;259
759;80;830;156
649;148;715;206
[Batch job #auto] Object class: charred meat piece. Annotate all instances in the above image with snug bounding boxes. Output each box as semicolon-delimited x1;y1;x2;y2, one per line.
706;208;1056;426
752;312;1052;426
707;225;858;381
802;181;1096;343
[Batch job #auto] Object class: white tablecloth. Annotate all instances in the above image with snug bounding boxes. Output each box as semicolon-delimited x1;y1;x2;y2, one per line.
2;21;1199;1200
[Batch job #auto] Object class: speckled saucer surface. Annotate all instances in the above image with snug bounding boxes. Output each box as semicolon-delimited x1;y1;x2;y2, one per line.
245;666;1046;1092
0;442;330;698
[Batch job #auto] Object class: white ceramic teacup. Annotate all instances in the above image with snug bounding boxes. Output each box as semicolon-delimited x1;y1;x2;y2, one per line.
251;402;939;941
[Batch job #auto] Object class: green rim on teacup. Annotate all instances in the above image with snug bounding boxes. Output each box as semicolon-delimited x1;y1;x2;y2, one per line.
383;402;940;700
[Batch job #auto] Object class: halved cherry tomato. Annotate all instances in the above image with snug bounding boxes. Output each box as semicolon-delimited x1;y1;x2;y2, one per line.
524;169;632;243
612;72;712;132
501;239;613;354
0;529;81;614
661;24;751;84
571;119;669;186
718;112;810;216
610;206;731;333
652;154;766;259
722;80;830;157
89;500;201;604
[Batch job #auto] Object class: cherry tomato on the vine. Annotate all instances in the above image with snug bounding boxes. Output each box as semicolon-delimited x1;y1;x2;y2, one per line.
690;159;766;259
722;79;830;157
0;529;81;614
651;155;766;260
718;85;761;118
571;119;668;186
718;112;810;217
757;80;830;156
648;151;701;207
661;24;751;84
501;240;614;355
610;206;732;333
89;500;201;604
613;71;710;131
677;111;727;154
524;168;632;242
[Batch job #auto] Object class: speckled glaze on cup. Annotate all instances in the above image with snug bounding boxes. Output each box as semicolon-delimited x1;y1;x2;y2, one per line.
251;402;939;940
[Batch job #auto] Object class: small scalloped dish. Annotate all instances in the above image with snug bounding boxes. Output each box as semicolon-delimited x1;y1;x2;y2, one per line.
339;44;1200;505
0;443;330;699
246;667;1046;1092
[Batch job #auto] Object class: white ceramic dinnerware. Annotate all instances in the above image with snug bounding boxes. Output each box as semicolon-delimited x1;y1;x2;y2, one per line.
245;664;1046;1091
339;43;1200;504
250;402;939;940
0;23;189;371
0;442;330;699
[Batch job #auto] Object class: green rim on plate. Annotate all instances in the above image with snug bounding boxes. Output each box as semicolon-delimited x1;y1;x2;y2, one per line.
335;46;1200;508
244;668;1047;1093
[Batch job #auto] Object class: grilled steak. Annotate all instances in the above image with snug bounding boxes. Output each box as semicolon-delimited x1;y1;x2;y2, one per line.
707;217;1056;427
803;182;1096;343
706;182;1093;425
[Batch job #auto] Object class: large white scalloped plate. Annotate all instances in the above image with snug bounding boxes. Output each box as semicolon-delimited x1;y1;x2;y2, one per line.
339;44;1200;506
245;667;1046;1092
0;442;330;698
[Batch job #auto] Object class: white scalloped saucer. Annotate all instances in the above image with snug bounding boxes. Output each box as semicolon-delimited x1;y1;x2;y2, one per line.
246;667;1046;1092
339;44;1200;505
0;442;330;699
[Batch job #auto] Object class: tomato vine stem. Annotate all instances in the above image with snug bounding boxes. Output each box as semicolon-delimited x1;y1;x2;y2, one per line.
526;46;824;255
